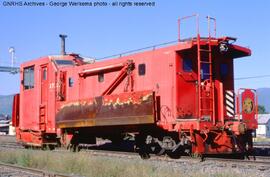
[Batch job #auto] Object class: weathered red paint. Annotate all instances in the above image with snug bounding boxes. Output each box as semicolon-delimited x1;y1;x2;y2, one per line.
56;90;155;128
12;94;19;127
12;19;257;155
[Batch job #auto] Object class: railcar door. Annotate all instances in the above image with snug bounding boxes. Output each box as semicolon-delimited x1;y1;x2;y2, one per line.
40;65;48;131
176;52;197;119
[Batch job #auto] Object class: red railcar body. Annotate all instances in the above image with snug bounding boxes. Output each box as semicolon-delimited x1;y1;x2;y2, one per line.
12;17;258;157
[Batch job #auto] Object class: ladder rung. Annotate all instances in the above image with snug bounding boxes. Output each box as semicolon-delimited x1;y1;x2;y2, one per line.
199;49;211;52
201;58;212;61
200;61;212;64
202;73;212;76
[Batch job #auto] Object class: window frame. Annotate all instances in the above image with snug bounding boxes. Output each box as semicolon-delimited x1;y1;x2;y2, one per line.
138;63;146;76
98;73;104;82
23;65;35;90
220;63;229;77
69;77;74;87
201;63;210;80
42;68;47;80
54;59;75;66
183;58;192;72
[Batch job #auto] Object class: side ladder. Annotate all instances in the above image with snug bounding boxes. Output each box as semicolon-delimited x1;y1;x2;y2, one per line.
178;14;217;123
197;16;216;122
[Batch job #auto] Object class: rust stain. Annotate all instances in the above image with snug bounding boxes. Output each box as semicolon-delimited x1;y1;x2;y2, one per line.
56;90;155;128
57;115;154;128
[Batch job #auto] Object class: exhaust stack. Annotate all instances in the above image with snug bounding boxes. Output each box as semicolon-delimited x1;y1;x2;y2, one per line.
59;34;67;55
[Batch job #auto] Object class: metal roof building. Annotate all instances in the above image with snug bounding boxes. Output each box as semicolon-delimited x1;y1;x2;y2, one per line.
257;114;270;137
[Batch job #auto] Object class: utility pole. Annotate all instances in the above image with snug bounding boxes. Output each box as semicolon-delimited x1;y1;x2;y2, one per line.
8;47;15;67
0;47;19;74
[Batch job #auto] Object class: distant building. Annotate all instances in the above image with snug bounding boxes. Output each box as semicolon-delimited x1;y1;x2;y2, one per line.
257;114;270;137
0;114;11;135
0;114;10;120
0;119;10;134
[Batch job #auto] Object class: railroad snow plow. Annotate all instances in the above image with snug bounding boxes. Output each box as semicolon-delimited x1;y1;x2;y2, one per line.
12;15;258;158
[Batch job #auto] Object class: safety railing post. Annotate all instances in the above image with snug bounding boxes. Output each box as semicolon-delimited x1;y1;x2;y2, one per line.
206;16;216;38
177;14;199;42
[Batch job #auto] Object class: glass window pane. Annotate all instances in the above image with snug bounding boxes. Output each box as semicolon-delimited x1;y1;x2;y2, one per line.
183;58;192;72
69;77;74;87
138;64;145;76
201;63;209;80
43;68;47;80
221;63;228;77
98;73;104;82
23;66;34;90
54;60;74;66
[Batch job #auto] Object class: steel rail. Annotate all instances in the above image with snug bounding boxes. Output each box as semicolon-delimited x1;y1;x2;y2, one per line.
0;136;269;166
0;162;82;177
76;148;270;166
0;143;270;173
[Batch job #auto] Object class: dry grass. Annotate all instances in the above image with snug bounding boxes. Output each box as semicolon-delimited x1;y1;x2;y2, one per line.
0;149;247;177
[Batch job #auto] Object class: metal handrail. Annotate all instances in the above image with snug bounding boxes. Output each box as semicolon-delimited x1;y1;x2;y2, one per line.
207;15;217;38
178;14;199;42
96;40;178;60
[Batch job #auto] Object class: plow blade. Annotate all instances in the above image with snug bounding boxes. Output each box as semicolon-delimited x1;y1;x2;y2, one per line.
56;90;155;128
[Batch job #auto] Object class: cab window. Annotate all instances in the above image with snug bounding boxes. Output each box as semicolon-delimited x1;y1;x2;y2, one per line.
201;63;210;80
42;68;47;80
98;73;104;82
221;63;229;77
69;77;74;87
138;64;146;76
54;60;75;66
23;66;35;90
183;58;192;72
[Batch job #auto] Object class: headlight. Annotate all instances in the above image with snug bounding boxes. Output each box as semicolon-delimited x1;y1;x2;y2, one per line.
219;42;229;53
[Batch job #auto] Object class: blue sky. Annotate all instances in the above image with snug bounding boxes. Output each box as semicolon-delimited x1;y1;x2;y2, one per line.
0;0;270;95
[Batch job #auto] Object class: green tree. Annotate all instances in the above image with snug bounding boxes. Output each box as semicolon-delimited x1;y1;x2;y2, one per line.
258;105;268;114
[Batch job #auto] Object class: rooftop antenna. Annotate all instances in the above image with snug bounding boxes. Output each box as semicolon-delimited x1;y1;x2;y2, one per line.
8;47;15;67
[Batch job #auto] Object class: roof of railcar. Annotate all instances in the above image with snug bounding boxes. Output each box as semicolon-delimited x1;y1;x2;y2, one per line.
20;36;251;69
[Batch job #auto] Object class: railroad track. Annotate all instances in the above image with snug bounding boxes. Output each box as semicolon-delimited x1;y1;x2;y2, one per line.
0;141;23;146
0;136;269;170
2;140;269;165
0;142;24;149
0;145;270;174
0;162;82;177
75;147;270;172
